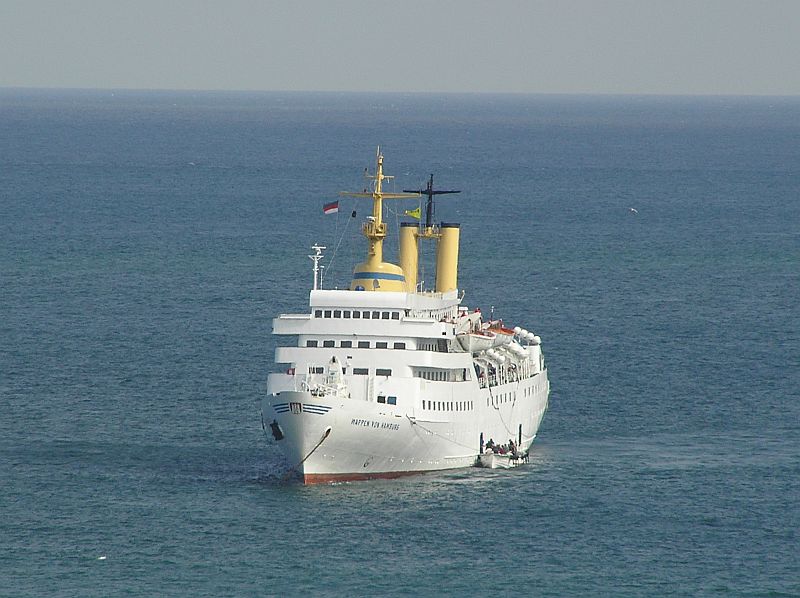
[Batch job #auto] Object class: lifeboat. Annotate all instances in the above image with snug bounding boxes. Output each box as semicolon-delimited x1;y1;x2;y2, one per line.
456;330;496;353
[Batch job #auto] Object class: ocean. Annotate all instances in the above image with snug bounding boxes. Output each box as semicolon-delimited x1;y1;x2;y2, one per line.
1;89;798;596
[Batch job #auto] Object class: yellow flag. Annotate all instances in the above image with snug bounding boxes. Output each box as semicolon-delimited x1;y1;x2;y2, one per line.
404;207;421;220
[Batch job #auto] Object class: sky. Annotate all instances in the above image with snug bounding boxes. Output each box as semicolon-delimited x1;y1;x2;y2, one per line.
1;0;799;95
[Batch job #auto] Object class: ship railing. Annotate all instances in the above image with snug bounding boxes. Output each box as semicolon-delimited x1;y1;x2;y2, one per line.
477;374;500;389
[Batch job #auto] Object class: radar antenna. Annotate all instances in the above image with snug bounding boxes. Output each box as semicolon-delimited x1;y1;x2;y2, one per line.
403;174;461;231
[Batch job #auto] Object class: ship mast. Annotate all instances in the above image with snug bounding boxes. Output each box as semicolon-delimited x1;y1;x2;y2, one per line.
340;148;418;263
403;174;461;236
308;244;326;290
339;149;419;292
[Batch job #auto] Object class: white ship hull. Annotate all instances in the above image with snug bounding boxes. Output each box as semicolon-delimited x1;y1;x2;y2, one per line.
263;328;549;484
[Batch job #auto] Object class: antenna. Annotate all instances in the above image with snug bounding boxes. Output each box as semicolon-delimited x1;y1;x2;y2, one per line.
403;174;460;230
308;244;326;290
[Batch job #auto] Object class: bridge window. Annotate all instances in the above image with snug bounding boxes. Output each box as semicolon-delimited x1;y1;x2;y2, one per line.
362;311;370;319
306;340;318;347
358;341;370;349
376;368;392;377
353;311;361;319
372;311;380;319
376;342;388;349
340;341;352;348
323;340;335;348
343;311;351;318
314;310;322;318
382;311;390;320
324;310;331;318
393;342;406;350
353;368;368;375
334;310;341;318
391;312;400;320
387;396;397;405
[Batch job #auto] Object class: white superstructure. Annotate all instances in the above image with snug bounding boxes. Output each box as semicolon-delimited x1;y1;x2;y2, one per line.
262;151;550;483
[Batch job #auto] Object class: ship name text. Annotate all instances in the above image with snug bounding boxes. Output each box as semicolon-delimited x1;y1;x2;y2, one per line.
351;418;400;431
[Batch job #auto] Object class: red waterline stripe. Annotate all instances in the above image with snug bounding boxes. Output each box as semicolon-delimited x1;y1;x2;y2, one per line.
304;469;426;484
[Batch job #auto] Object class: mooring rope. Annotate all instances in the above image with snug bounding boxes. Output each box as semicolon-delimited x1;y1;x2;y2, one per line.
297;426;332;468
405;415;478;454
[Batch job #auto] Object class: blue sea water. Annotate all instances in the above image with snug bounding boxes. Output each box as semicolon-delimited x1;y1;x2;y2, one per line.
1;89;799;596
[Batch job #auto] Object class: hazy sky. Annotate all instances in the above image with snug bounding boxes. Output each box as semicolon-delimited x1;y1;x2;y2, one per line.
2;0;799;95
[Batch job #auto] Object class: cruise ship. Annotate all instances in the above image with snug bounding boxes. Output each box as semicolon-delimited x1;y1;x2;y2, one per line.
262;151;550;483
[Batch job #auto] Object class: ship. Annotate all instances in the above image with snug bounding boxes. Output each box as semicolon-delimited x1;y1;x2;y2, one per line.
262;150;550;483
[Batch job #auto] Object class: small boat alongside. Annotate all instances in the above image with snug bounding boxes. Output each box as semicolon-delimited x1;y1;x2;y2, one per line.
478;451;528;469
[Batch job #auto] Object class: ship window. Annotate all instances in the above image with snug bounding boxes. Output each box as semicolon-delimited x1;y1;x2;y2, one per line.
376;342;388;349
362;311;370;319
306;340;318;347
382;311;390;320
324;310;332;318
391;312;400;320
372;311;380;319
353;368;368;375
393;342;406;350
358;341;369;349
352;311;360;319
314;310;322;318
376;368;392;377
343;311;351;318
377;395;386;404
387;396;396;405
334;310;341;318
340;341;352;348
323;340;335;348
